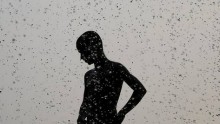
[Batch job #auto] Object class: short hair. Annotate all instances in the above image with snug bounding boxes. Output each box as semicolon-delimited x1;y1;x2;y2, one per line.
76;31;103;53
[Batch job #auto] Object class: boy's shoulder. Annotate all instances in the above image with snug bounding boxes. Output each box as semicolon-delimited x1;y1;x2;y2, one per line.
108;60;124;68
84;61;127;76
84;68;95;77
108;61;128;73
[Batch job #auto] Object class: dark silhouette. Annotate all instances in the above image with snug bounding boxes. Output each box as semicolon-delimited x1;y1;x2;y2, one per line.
76;31;147;124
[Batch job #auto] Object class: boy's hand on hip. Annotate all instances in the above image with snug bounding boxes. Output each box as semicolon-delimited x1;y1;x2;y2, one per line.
114;111;126;123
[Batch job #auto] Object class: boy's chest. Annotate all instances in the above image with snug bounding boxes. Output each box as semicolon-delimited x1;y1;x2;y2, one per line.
85;69;121;89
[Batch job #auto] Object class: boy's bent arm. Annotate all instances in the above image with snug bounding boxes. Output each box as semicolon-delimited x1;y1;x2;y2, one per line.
117;64;147;116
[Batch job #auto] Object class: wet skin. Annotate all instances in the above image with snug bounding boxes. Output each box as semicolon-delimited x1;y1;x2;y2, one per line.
78;56;146;124
77;33;146;124
83;61;125;123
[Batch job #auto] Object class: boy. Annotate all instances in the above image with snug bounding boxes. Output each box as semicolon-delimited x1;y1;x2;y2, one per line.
76;31;146;124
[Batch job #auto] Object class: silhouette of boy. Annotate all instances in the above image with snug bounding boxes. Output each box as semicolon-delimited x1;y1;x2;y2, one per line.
76;31;146;124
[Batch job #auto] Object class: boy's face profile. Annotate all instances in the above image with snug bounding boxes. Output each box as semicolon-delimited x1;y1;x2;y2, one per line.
78;45;98;65
76;31;103;65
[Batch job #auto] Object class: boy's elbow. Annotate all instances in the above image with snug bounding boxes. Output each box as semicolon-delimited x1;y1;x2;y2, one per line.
142;88;147;96
136;87;147;97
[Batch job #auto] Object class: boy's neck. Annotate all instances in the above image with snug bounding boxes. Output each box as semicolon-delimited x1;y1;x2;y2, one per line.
94;55;109;70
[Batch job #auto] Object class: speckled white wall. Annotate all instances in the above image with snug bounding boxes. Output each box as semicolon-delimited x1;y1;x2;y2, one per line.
0;0;220;124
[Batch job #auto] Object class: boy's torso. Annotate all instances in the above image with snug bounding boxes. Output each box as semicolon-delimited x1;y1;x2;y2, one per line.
84;61;123;117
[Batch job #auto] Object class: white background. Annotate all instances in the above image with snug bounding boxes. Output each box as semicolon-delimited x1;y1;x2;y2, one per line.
0;0;220;124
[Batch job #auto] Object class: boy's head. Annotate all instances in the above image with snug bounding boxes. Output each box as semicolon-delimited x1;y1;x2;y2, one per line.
76;31;104;65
